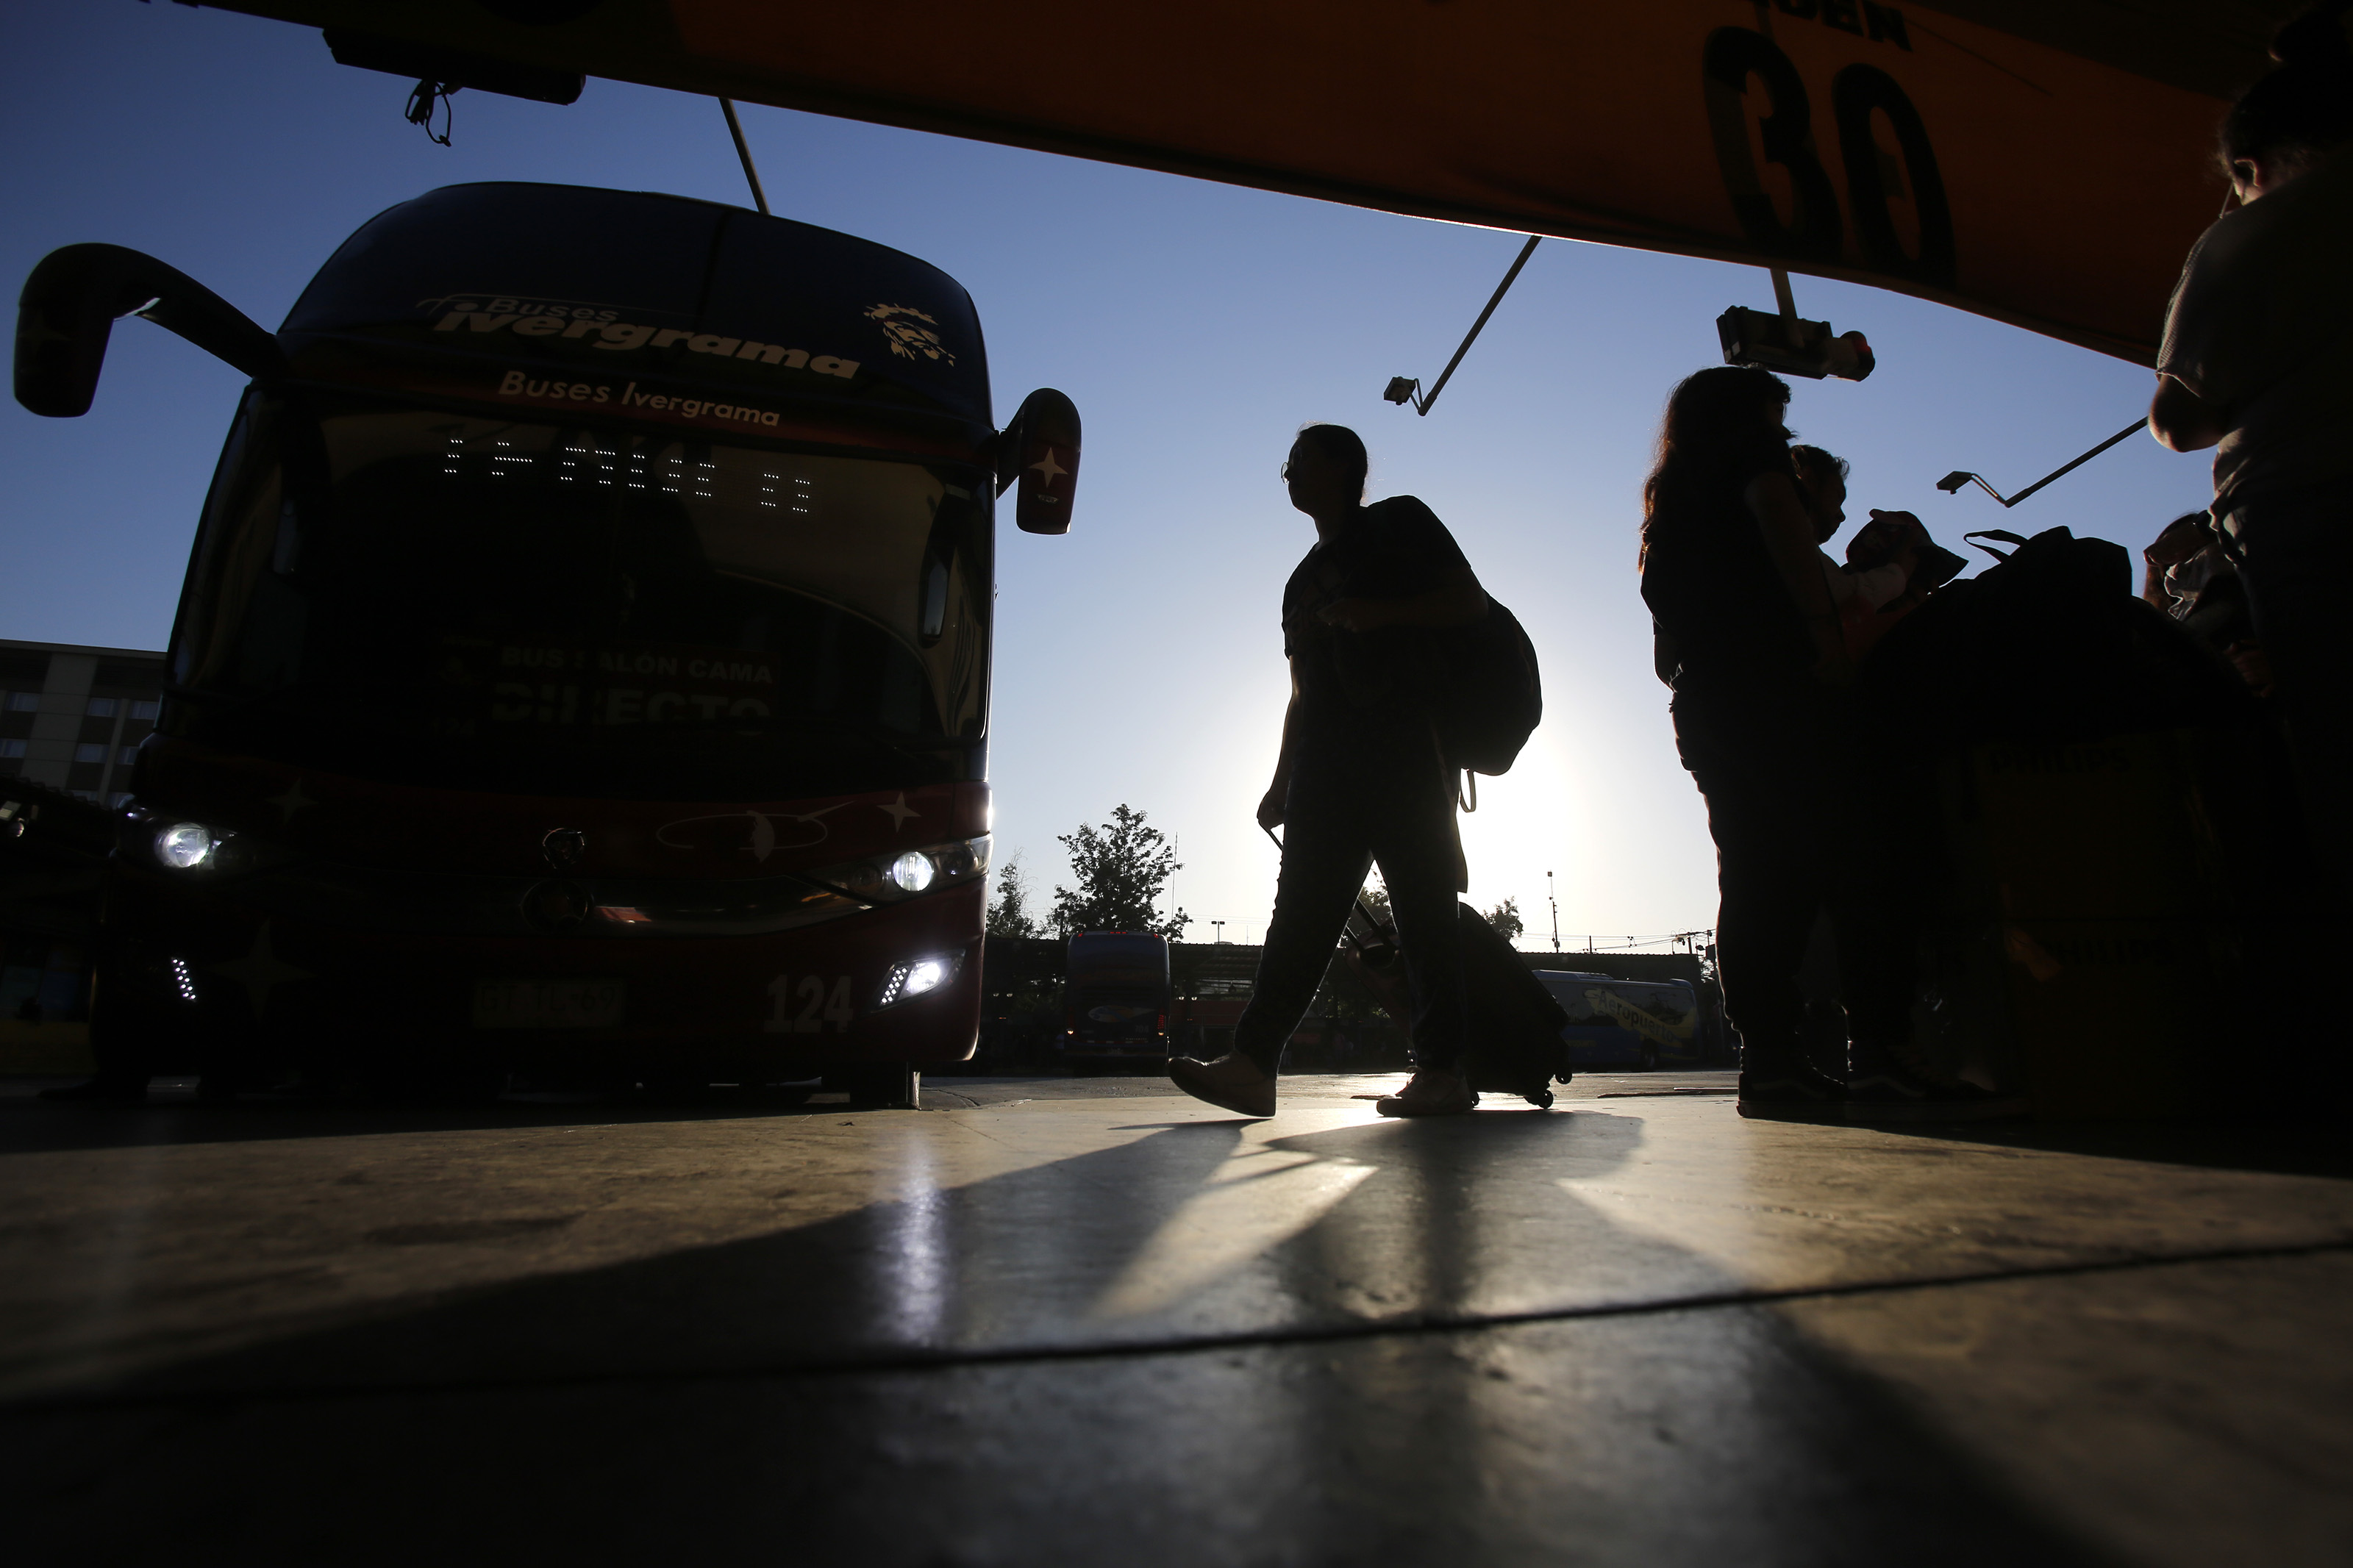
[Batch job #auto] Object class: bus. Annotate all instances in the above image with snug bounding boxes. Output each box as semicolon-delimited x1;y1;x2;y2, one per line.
13;182;1082;1107
1061;931;1171;1067
1533;972;1702;1072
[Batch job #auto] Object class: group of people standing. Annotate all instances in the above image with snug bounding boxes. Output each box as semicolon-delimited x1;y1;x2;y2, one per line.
1165;379;1990;1125
1168;6;2353;1124
1643;6;2353;1122
1635;363;2004;1121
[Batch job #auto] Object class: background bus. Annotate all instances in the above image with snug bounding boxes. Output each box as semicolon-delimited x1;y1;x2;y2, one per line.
1534;971;1702;1072
1062;931;1171;1067
15;182;1080;1107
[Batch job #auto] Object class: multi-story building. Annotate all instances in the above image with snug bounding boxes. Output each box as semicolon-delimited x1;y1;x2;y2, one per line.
0;639;169;807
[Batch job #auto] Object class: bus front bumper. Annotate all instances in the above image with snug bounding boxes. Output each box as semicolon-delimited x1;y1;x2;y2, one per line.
99;865;985;1074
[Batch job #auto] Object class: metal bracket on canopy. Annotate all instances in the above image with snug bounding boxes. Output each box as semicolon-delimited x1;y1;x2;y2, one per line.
1383;235;1541;417
719;98;771;217
1937;419;2144;508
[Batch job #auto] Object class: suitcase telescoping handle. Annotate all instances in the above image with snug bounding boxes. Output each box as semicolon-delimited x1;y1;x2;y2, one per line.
1263;823;1396;957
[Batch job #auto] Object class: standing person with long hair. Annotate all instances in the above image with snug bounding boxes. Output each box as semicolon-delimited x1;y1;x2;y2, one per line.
1640;367;2013;1120
1642;368;1843;1119
1167;423;1489;1119
2151;4;2353;895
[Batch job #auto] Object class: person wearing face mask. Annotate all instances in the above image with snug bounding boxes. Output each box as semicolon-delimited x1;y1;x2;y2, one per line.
2151;4;2353;889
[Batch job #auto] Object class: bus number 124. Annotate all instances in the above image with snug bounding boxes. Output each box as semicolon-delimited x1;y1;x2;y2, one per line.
766;974;854;1034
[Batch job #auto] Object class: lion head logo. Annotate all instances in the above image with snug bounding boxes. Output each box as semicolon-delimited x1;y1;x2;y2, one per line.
865;302;956;365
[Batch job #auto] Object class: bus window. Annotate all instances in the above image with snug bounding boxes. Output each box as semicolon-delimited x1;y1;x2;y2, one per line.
167;395;993;801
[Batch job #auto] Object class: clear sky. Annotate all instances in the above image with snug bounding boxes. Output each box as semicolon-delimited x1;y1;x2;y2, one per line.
2;2;2219;948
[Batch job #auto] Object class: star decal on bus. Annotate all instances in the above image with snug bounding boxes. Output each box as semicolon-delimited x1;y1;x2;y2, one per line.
877;793;920;829
213;922;311;1017
1029;448;1067;485
267;778;317;821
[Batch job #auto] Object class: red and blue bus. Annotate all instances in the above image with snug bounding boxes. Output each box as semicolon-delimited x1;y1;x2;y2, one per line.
15;182;1079;1106
1535;972;1702;1073
1061;931;1171;1066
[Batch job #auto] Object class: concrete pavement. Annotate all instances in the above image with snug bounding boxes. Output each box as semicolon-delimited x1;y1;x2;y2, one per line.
2;1070;2348;1564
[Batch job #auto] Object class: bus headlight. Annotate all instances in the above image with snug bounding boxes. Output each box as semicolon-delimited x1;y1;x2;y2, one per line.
154;822;215;871
808;834;990;904
118;809;277;878
876;949;966;1009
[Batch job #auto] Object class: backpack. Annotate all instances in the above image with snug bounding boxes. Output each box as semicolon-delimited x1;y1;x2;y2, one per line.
1857;525;2255;749
1432;598;1543;776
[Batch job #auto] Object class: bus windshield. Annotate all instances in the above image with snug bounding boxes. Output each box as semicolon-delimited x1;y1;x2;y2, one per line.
168;393;991;800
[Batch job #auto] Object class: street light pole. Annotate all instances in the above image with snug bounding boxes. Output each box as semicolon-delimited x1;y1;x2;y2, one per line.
1546;870;1559;953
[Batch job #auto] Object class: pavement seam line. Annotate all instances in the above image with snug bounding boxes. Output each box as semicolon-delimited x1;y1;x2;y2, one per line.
7;1234;2350;1417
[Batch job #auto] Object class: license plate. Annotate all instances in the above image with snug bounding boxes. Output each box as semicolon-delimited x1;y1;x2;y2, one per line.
471;978;626;1030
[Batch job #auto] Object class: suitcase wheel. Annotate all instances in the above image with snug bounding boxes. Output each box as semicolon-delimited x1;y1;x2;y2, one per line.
1521;1086;1554;1110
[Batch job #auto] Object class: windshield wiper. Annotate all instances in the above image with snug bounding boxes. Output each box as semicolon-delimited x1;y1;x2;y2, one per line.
770;715;965;759
168;686;965;770
592;715;957;759
165;682;332;721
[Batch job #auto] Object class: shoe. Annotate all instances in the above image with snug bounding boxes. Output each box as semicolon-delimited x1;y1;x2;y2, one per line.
1735;1058;1846;1121
1168;1053;1277;1118
1375;1067;1478;1117
1843;1054;2027;1123
39;1077;148;1104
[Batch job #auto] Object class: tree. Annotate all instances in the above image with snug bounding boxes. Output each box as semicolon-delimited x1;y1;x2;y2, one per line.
1484;895;1524;944
1052;803;1191;939
986;853;1043;939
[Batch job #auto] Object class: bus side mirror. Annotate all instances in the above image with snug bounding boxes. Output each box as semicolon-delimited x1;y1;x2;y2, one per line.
996;387;1079;535
15;243;283;418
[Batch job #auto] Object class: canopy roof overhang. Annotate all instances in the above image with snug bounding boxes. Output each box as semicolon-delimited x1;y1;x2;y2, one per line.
207;1;2307;364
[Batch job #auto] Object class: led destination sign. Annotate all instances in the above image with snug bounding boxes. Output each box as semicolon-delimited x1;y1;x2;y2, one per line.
459;637;779;731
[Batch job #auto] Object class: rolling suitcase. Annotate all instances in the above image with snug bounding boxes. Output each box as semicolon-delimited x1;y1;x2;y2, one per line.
1341;897;1571;1109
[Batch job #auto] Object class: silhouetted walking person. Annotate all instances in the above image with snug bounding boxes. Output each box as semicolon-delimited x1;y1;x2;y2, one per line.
1168;424;1487;1117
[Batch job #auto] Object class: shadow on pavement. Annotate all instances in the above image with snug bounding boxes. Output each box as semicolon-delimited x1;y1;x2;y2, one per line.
1874;1117;2353;1183
0;1098;2125;1565
0;1078;880;1157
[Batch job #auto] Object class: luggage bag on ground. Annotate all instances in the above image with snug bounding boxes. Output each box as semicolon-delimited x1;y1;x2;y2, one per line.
1341;898;1571;1108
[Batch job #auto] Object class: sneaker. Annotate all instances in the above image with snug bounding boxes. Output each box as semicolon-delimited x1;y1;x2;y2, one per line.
1168;1053;1277;1118
1375;1067;1479;1117
1735;1059;1846;1121
1843;1056;2027;1123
